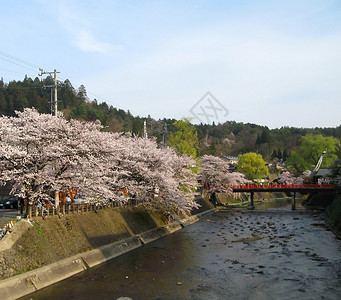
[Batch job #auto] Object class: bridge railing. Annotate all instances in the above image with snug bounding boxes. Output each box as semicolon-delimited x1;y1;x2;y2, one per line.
202;184;335;191
230;184;335;190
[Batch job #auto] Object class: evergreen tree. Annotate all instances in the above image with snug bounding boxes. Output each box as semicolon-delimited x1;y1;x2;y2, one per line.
283;149;289;161
0;90;6;114
271;149;278;160
132;118;143;136
259;127;271;143
277;148;282;159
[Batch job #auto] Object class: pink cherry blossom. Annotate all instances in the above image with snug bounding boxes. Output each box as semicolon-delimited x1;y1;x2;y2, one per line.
0;109;198;214
199;155;250;194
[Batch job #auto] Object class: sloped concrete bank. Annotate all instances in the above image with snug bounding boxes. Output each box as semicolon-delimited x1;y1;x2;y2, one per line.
301;191;341;239
0;198;215;300
302;190;337;209
325;194;341;239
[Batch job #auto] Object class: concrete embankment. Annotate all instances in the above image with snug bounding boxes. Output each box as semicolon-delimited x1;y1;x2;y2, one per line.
301;190;341;239
325;194;341;239
0;197;215;300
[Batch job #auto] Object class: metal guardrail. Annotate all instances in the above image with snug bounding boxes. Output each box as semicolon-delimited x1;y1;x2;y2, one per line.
27;199;140;218
0;199;141;241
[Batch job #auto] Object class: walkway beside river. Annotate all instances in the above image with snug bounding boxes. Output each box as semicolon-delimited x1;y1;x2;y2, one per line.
21;209;341;300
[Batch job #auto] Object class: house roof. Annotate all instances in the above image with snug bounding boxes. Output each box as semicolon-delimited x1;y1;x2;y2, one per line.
311;168;332;177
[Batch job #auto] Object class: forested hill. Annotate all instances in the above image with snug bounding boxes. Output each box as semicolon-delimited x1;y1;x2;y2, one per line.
1;76;340;160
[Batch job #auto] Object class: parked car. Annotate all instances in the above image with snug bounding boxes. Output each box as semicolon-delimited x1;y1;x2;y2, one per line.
0;197;18;209
73;194;89;205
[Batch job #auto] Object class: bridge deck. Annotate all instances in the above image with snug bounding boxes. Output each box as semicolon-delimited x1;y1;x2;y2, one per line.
203;184;335;193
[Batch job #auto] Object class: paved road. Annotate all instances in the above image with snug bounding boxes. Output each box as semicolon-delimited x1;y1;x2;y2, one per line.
0;209;20;227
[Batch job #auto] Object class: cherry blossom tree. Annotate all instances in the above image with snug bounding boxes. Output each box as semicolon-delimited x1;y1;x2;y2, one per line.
278;170;312;185
0;109;198;214
278;171;297;185
103;135;199;213
199;155;250;194
301;170;312;182
0;108;114;204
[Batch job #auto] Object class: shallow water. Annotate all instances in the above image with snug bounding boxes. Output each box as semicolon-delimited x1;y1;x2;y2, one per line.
254;197;305;210
22;203;341;300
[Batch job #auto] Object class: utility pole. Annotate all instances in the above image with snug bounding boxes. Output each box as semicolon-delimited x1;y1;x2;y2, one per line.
161;122;168;147
39;68;60;116
53;69;58;116
143;120;148;138
38;69;60;208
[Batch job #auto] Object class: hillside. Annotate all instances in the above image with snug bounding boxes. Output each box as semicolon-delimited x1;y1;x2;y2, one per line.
1;76;340;161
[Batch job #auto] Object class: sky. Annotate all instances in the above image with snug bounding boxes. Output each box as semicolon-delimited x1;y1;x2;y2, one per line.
1;0;341;129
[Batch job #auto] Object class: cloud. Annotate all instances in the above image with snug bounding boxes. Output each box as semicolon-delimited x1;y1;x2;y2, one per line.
85;20;341;127
50;0;340;128
57;2;123;54
72;29;123;54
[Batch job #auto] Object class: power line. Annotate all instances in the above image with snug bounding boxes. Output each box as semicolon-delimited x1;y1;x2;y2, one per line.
1;86;42;90
0;56;38;73
0;50;40;69
57;75;113;105
0;67;36;78
0;51;115;107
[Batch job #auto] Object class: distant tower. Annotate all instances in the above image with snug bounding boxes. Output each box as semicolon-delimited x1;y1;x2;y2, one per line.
143;120;148;138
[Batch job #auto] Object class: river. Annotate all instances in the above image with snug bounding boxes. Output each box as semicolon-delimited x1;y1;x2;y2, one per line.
21;199;341;300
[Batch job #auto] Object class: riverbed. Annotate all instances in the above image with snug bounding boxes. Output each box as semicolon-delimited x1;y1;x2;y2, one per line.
21;205;341;300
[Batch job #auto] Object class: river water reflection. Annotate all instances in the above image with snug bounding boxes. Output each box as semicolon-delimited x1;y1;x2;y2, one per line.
22;199;341;300
254;197;305;210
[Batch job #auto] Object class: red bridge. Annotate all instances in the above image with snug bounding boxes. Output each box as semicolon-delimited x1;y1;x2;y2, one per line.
203;184;335;210
229;183;335;193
